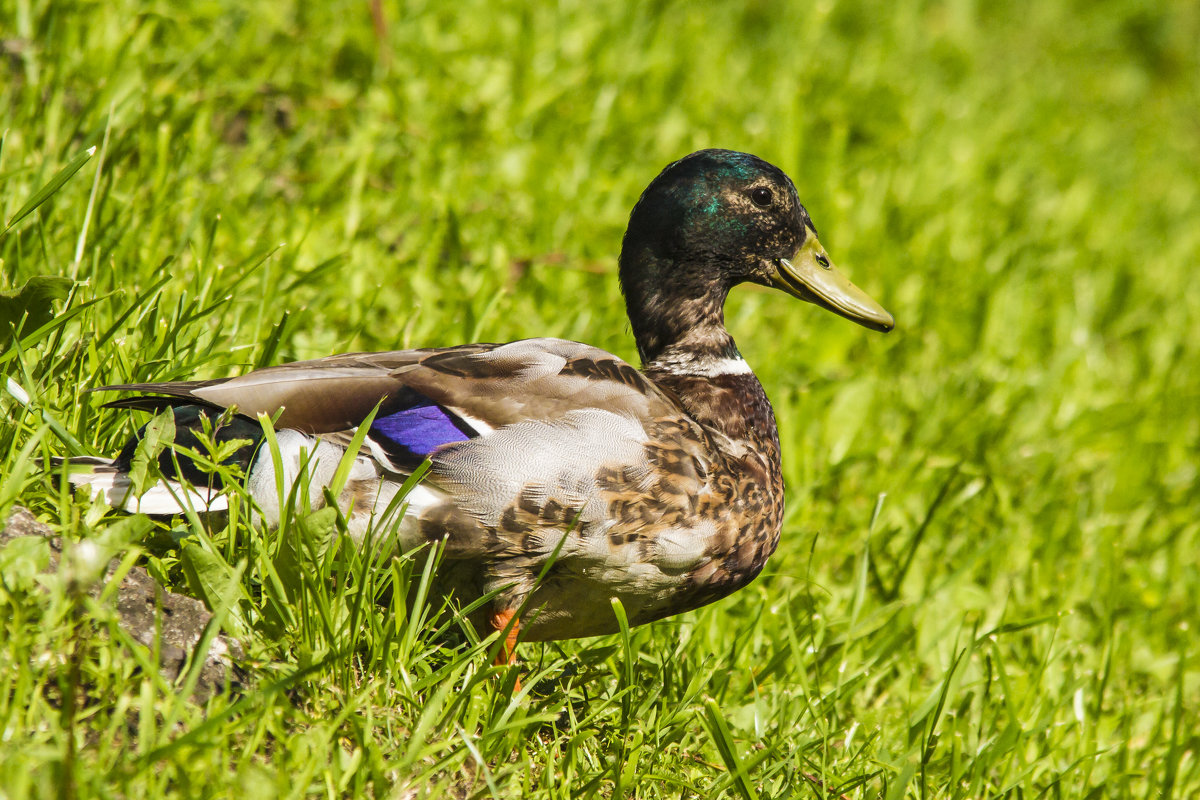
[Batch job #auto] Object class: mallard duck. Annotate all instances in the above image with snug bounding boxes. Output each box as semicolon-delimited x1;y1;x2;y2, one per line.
65;149;892;662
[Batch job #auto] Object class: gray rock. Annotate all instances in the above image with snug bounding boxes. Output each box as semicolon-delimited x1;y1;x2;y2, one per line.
1;505;245;700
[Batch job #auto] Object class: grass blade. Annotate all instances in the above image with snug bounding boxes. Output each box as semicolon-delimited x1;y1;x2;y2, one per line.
2;146;96;236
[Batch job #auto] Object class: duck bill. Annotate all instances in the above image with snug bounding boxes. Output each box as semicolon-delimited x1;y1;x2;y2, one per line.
769;231;895;332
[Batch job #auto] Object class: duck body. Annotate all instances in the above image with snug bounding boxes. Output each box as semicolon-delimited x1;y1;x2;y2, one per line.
88;338;783;641
66;150;893;645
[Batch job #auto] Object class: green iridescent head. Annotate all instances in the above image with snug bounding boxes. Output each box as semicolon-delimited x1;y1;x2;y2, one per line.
620;149;893;334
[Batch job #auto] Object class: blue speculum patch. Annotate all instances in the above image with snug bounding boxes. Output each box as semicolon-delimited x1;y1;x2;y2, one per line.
371;399;472;459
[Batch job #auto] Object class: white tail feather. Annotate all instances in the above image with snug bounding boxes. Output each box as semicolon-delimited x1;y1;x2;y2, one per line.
64;459;229;514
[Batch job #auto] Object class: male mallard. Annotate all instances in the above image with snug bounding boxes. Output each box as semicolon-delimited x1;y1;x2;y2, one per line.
65;149;893;662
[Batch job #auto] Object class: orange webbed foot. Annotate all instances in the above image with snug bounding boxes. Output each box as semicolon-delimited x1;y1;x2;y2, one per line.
489;608;522;692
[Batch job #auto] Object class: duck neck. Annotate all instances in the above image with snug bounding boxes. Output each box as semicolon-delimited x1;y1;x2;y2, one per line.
622;254;778;447
621;252;736;366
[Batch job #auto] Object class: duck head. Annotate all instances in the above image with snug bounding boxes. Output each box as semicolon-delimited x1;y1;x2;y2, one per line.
620;149;893;364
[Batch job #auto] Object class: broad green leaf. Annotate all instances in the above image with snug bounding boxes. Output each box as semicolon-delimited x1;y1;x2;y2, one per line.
179;538;241;612
824;377;876;465
0;275;72;343
128;408;177;498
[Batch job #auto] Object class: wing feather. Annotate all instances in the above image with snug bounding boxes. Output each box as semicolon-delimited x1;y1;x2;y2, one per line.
97;338;680;436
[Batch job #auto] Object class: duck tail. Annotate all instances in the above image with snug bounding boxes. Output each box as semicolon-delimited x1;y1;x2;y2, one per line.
51;456;230;516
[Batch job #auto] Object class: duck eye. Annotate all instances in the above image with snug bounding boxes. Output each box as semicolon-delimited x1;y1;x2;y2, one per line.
750;187;773;207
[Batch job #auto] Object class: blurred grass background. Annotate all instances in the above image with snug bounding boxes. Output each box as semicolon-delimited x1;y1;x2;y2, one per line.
1;0;1198;797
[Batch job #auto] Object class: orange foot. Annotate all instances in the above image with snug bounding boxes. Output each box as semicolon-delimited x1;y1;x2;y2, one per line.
490;608;522;691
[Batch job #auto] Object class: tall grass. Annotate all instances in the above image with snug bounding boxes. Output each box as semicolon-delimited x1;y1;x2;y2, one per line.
2;0;1197;797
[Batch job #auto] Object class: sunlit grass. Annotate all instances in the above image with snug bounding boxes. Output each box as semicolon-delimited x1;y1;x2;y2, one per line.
2;0;1198;797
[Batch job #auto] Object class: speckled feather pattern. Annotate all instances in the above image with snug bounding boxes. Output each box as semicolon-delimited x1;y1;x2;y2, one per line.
100;339;786;640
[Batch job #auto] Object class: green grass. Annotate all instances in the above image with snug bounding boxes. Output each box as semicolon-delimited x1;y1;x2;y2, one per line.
2;0;1198;796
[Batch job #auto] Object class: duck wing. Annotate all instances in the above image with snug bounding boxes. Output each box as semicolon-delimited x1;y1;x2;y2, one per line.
97;337;685;471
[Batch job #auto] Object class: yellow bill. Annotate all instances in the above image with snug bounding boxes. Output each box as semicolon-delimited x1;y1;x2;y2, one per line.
769;227;895;332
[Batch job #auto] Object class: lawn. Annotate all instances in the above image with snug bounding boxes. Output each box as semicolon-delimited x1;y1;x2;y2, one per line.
1;0;1198;797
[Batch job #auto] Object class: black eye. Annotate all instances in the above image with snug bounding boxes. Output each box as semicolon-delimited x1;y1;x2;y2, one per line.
750;187;773;207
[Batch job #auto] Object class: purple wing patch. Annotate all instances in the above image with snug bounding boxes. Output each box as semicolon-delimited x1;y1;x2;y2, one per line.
370;398;473;461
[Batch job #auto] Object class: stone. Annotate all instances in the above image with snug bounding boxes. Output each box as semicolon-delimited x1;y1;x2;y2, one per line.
0;505;245;700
